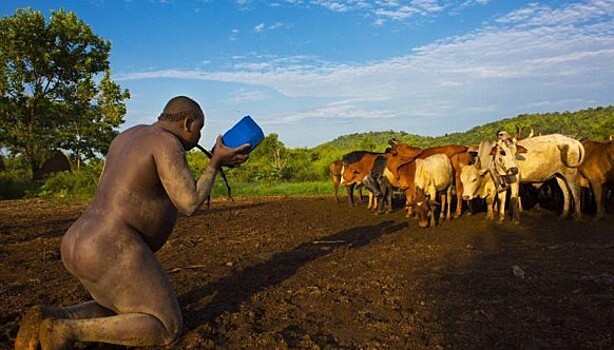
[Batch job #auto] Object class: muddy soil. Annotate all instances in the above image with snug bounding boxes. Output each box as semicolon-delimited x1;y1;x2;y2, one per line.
1;196;613;349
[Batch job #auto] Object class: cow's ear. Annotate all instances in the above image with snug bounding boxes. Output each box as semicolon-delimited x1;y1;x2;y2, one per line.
479;168;489;176
468;151;478;165
516;145;528;154
489;145;498;156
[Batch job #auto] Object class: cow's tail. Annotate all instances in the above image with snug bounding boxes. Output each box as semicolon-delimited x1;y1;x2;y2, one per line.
558;142;584;168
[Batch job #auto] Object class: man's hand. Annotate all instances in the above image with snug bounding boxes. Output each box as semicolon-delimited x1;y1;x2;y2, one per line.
210;135;250;169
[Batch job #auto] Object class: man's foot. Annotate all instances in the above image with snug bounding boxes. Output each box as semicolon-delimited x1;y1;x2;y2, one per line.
39;318;74;350
15;305;45;350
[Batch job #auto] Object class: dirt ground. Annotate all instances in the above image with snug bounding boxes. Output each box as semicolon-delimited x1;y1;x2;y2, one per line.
1;195;613;349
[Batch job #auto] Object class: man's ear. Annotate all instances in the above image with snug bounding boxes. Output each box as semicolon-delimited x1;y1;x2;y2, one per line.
183;117;194;131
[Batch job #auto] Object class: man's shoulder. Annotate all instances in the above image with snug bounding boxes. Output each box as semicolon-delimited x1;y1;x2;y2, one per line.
125;124;178;142
111;125;182;155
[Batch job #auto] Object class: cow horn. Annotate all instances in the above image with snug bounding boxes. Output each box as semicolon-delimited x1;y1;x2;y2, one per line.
515;125;522;139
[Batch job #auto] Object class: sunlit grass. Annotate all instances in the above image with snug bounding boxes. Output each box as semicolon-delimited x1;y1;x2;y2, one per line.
211;180;334;198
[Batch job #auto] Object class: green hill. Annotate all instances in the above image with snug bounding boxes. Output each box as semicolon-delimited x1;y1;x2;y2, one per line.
314;105;614;154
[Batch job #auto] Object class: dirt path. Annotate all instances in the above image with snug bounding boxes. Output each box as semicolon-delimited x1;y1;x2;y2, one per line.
1;197;612;349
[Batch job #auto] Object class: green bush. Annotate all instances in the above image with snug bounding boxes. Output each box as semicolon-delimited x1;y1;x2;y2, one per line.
0;170;39;199
38;160;103;199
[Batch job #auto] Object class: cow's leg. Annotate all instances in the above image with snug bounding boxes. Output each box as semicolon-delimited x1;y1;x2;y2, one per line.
495;191;505;222
333;178;340;203
438;193;447;224
358;186;365;202
369;191;378;211
376;186;387;214
385;187;393;214
563;174;582;220
404;189;414;218
347;183;356;207
510;183;520;224
376;193;384;214
429;202;437;227
455;174;463;218
429;188;438;227
485;196;495;220
445;187;453;221
554;177;572;219
497;190;507;223
589;177;605;220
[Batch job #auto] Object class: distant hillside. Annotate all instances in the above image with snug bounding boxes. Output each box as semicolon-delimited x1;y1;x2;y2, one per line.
314;105;614;154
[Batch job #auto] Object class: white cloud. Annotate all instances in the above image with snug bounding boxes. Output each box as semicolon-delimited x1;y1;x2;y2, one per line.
229;28;239;41
496;0;614;27
306;0;488;22
265;101;401;126
120;0;614;143
254;22;284;32
226;90;269;104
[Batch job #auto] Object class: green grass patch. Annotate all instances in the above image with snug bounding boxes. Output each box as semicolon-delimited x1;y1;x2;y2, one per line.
211;180;333;198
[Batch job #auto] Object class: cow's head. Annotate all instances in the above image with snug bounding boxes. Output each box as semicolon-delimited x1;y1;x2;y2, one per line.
408;187;440;228
388;138;422;158
340;163;363;186
460;162;489;200
388;138;400;156
490;136;527;179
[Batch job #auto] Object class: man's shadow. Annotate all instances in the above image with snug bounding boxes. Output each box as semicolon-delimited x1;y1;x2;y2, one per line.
179;220;406;327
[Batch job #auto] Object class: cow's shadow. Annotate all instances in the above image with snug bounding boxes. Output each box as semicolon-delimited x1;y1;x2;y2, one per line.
179;220;406;327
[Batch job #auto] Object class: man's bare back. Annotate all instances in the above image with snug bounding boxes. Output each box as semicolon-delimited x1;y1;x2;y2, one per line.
15;96;250;349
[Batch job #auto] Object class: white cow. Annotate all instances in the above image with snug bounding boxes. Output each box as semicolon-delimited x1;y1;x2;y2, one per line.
490;133;585;222
460;140;506;221
411;154;454;228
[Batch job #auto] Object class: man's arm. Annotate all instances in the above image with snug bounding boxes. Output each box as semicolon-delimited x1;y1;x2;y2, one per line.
156;135;249;216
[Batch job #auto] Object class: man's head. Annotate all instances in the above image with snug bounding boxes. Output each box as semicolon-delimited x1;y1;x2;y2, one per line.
158;96;205;150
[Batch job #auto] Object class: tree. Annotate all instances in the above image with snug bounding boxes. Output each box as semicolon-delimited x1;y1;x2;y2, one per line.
0;8;130;177
250;133;288;179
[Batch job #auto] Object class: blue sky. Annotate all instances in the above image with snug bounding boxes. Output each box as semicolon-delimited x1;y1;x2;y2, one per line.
2;1;613;148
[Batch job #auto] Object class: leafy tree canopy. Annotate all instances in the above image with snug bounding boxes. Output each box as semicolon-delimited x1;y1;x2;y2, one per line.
0;8;130;177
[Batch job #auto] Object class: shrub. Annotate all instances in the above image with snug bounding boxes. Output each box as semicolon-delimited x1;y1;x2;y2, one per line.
38;161;103;199
0;170;39;199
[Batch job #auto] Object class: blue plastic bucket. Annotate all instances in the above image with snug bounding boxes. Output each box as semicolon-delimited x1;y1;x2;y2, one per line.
220;115;264;153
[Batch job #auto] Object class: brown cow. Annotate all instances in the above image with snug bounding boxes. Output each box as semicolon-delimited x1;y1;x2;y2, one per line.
579;139;614;219
330;159;365;204
385;139;469;218
329;160;343;202
340;150;390;207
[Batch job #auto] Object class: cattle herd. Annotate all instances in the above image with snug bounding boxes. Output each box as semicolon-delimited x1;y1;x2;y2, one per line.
329;130;614;228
